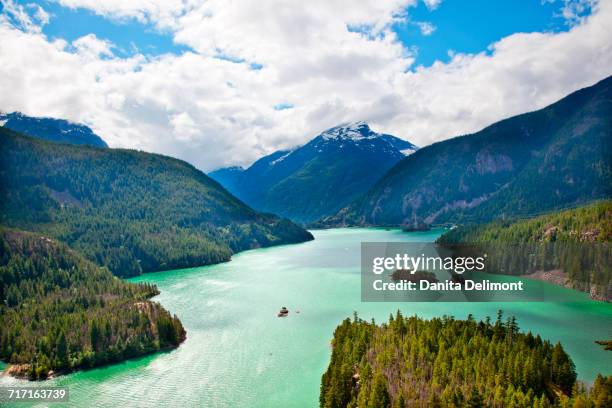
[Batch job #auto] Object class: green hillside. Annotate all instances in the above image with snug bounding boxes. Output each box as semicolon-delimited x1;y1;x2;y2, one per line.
319;76;611;228
0;128;313;277
438;201;611;243
437;201;611;301
0;228;185;379
320;312;610;408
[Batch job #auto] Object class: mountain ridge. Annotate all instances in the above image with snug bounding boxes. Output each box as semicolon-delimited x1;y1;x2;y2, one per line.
0;111;108;147
209;122;418;223
0;127;313;277
317;76;612;228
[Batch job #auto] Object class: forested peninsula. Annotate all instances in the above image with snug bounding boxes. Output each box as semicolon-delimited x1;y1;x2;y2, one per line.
320;312;611;407
0;228;185;379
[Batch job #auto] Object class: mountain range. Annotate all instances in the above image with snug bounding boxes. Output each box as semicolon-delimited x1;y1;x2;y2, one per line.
318;76;612;227
209;121;417;223
0;112;108;147
0;127;312;277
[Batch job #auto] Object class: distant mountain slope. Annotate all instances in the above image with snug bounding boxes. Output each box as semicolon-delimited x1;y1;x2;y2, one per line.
209;121;418;223
0;228;185;379
0;112;108;147
208;166;245;194
319;76;612;227
0;128;313;277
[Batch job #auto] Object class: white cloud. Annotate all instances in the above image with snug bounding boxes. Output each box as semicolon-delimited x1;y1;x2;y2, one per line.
57;0;197;30
170;112;199;142
422;0;443;10
415;21;436;35
72;34;114;58
0;0;610;172
0;0;47;32
29;3;50;26
559;0;597;25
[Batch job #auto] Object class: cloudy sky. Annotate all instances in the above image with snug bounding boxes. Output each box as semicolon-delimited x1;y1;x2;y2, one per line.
0;0;610;171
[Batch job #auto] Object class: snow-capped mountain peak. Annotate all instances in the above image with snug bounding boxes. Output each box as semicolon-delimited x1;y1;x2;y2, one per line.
320;121;379;141
314;121;418;155
209;120;419;222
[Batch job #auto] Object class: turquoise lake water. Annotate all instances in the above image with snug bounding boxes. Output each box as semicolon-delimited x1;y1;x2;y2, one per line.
1;228;610;407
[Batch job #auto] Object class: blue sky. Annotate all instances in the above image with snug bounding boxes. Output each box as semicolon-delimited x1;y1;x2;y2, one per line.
11;0;594;66
21;1;190;57
0;0;608;171
395;0;594;67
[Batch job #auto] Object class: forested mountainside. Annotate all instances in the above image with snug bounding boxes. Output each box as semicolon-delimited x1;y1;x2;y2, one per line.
318;76;611;228
1;112;108;147
0;228;185;379
209;121;418;223
320;312;611;408
437;201;611;301
0;128;313;277
438;201;611;243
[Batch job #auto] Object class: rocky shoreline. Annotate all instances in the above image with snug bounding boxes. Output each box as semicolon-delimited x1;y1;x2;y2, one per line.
524;269;611;302
2;341;185;381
